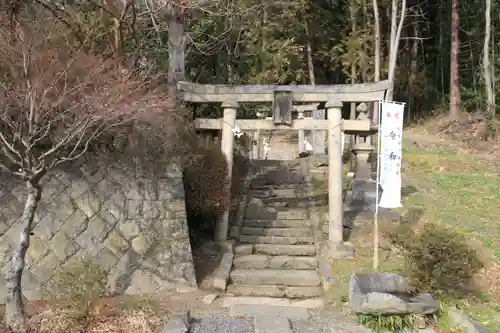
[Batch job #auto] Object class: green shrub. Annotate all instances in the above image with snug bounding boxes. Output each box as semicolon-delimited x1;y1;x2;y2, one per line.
389;223;484;297
47;257;107;317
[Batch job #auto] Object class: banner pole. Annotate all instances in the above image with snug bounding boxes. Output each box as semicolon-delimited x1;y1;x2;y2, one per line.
373;101;383;270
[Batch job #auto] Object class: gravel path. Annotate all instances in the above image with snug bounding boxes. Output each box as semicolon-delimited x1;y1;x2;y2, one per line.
290;313;372;333
290;318;332;333
189;313;255;333
186;310;372;333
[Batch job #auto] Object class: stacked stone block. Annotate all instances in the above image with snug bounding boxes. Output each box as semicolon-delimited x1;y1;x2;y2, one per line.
0;158;196;302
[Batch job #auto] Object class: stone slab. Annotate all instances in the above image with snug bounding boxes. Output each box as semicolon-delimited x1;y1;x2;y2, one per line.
250;184;309;190
230;269;321;287
349;273;438;315
229;304;311;320
241;227;311;237
226;285;323;298
255;316;292;333
245;210;308;220
222;296;324;309
276;210;308;220
256;189;308;198
213;252;234;291
243;220;309;229
239;235;314;245
233;254;317;270
234;244;254;256
253;244;316;256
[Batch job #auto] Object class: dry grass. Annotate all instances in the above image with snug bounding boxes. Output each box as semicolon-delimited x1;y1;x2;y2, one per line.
34;311;158;333
0;294;168;333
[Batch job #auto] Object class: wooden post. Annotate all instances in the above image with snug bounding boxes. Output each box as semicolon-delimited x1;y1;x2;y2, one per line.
326;98;344;244
298;110;305;153
216;100;238;242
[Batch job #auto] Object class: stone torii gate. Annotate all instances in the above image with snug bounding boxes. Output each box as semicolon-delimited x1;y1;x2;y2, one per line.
177;81;389;248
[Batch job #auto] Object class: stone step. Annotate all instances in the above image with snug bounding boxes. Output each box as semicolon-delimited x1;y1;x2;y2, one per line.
252;174;303;181
264;200;321;209
250;184;308;190
233;254;317;270
252;172;303;179
239;235;314;245
251;181;305;188
222;296;325;310
241;227;311;237
254;244;316;256
244;210;308;220
227;285;323;299
229;304;311;321
244;219;309;229
251;189;308;198
230;269;321;287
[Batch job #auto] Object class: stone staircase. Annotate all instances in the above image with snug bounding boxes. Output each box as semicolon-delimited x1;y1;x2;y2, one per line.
226;160;323;301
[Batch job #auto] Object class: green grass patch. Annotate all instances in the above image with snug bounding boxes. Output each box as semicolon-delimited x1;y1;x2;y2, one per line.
401;141;500;261
398;139;500;331
311;140;500;331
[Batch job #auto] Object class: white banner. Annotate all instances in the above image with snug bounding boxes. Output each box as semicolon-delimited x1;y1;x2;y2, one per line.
378;101;405;208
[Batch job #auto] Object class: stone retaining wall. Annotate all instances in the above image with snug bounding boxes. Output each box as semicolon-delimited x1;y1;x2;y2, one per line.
0;157;196;303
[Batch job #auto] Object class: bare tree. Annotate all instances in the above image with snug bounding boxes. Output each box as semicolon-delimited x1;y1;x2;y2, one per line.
372;0;381;125
349;0;358;120
448;0;461;120
305;22;316;86
0;23;173;331
386;0;407;101
372;0;382;270
482;0;496;139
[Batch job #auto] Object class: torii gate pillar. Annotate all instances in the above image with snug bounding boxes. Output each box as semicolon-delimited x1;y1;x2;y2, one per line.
326;98;344;244
215;100;238;241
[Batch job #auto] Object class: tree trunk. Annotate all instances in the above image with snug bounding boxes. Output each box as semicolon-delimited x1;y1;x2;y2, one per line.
5;181;41;332
372;0;381;124
448;0;461;120
167;14;186;99
306;23;316;86
349;0;357;120
483;0;496;139
386;0;406;101
408;19;419;122
438;5;445;101
260;2;268;83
